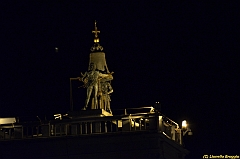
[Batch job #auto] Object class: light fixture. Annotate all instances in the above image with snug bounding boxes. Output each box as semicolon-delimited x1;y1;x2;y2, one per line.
182;120;187;129
181;120;193;136
54;114;62;120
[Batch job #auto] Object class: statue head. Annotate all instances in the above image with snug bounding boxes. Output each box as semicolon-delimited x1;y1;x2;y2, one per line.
89;63;96;71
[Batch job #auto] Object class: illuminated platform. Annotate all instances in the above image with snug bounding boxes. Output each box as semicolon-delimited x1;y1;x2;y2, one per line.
0;108;189;159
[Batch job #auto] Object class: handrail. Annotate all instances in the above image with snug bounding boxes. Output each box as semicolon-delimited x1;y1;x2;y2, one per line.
0;112;183;145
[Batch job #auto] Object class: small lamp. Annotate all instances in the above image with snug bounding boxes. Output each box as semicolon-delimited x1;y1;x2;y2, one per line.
182;120;193;136
182;120;187;129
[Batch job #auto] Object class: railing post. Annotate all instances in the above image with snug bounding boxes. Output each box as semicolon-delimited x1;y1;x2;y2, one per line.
176;129;182;145
158;116;163;132
171;125;176;141
134;119;136;131
144;119;147;130
85;123;87;134
48;123;51;137
36;126;38;137
116;120;118;132
65;124;68;136
54;125;56;136
79;123;82;134
139;119;142;130
104;122;107;132
90;122;92;134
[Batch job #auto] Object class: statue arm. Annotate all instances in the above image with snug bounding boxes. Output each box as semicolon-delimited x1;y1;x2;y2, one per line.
99;73;113;81
107;83;113;94
98;73;108;78
108;89;113;94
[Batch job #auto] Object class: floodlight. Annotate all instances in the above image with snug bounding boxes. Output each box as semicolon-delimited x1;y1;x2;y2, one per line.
182;120;187;129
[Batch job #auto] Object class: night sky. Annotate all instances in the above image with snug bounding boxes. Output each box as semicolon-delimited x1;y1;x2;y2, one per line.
1;1;239;158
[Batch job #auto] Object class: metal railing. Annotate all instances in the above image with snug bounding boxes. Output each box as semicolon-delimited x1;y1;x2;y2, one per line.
0;112;183;145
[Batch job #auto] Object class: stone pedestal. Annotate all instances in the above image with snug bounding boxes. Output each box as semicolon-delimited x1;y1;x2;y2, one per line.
68;109;113;119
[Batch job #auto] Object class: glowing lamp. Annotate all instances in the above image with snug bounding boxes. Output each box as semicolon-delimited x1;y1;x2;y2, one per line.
182;120;187;129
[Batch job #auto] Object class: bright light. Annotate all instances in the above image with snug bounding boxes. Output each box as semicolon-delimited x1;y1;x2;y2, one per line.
182;120;187;129
55;47;58;52
150;106;154;113
54;114;62;120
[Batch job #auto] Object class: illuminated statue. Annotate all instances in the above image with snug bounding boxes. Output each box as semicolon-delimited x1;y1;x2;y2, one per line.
81;63;111;110
80;21;114;113
99;81;113;113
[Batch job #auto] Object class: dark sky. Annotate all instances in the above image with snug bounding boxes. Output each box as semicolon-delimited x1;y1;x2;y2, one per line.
0;1;239;158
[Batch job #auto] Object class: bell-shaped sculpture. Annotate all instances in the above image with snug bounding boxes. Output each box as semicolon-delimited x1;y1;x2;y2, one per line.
88;52;109;73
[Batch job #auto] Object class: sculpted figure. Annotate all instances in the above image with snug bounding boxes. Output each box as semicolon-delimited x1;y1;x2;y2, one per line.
100;81;113;113
81;63;110;110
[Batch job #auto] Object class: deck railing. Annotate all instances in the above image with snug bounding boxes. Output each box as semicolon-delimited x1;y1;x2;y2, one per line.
0;112;183;145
